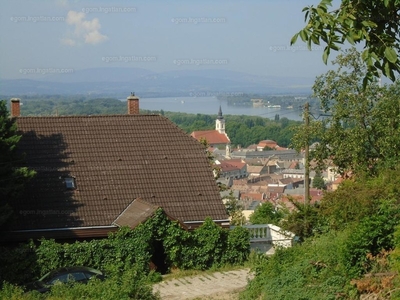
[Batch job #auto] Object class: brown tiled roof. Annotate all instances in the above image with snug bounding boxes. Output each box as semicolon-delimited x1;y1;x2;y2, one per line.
223;159;246;169
257;140;277;148
8;115;228;232
279;178;294;185
240;193;264;201
247;165;265;173
219;161;239;172
268;186;286;194
191;130;230;145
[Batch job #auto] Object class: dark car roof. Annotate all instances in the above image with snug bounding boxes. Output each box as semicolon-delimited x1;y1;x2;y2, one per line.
41;266;102;280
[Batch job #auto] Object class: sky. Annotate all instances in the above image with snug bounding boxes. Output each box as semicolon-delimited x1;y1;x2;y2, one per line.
0;0;339;81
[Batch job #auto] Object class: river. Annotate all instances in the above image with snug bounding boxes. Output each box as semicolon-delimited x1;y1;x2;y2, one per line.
133;96;304;122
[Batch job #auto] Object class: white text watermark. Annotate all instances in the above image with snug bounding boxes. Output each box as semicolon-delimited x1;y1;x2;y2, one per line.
19;68;74;75
173;58;228;66
269;45;325;52
171;17;226;25
101;56;157;63
11;16;65;23
82;6;137;14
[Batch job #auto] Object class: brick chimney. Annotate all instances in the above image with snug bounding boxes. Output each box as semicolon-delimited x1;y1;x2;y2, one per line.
127;92;139;115
10;98;21;117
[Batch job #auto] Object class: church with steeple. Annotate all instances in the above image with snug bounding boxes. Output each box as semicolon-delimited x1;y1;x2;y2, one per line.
191;106;231;158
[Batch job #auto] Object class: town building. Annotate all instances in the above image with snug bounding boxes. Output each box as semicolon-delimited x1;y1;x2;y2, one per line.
191;106;231;157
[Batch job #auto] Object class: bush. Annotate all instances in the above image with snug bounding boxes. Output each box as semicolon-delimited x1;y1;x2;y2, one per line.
10;267;159;300
0;209;251;295
240;230;357;300
343;199;400;277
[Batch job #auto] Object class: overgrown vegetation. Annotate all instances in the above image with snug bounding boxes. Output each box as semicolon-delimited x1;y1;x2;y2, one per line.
0;209;250;299
240;48;400;298
240;168;400;299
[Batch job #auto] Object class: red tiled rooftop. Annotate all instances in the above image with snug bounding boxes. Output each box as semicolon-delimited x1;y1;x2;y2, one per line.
191;130;230;145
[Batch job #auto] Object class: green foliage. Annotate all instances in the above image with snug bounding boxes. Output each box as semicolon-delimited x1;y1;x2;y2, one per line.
343;199;400;277
0;268;159;300
389;224;400;273
293;0;400;85
249;202;284;226
281;200;321;241
293;48;400;177
224;191;246;225
222;226;250;265
319;169;400;231
241;168;400;298
0;100;36;227
312;170;326;190
190;218;228;270
0;209;250;294
45;267;158;300
240;230;357;299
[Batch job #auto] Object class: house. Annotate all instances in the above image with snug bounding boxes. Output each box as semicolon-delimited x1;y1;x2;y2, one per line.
191;106;231;157
330;176;344;191
266;185;286;201
1;95;229;242
256;140;278;151
230;149;303;161
216;159;247;180
277;177;304;189
283;187;324;210
247;165;268;178
240;192;265;202
281;169;305;179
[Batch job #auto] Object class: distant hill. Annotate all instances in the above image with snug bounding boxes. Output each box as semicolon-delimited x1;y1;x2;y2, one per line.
0;68;314;96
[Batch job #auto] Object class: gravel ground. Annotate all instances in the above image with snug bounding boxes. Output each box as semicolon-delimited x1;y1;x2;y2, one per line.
153;268;253;300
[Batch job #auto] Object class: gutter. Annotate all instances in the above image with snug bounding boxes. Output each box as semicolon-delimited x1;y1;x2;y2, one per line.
9;225;118;233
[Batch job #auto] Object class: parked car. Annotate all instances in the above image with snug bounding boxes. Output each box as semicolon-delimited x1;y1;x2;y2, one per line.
25;266;105;293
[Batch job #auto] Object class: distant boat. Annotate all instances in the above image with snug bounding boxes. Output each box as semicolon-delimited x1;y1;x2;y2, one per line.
181;100;185;104
267;105;281;108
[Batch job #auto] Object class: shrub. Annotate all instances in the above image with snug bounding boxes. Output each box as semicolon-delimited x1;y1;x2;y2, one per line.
240;230;357;300
1;209;251;293
343;199;400;277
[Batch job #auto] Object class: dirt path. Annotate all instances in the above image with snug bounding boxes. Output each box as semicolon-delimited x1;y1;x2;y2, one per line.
152;269;253;300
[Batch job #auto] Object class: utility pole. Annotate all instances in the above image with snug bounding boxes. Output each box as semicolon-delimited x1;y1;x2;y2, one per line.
304;102;310;205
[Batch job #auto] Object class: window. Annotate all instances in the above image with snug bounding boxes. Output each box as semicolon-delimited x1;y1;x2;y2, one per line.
65;177;76;189
70;272;87;282
48;274;69;285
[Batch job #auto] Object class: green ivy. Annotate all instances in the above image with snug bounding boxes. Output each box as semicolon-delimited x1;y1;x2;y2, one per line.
1;209;250;288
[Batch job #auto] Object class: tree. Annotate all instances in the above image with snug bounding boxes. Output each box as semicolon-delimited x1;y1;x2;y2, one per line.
249;202;284;226
263;146;274;151
224;191;246;226
312;170;326;190
0;100;35;226
292;48;400;177
292;0;400;86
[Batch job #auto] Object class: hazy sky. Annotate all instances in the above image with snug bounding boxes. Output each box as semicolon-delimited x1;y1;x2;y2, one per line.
0;0;339;80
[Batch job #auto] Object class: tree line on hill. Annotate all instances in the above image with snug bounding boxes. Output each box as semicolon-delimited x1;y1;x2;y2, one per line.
4;96;302;148
217;93;321;112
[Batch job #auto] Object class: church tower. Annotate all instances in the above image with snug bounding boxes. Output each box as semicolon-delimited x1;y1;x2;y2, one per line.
215;105;225;134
